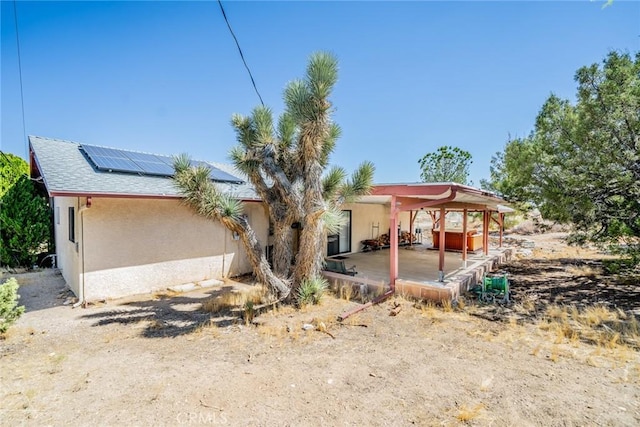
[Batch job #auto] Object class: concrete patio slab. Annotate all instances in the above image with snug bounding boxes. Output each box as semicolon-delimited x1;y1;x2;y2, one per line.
323;244;513;302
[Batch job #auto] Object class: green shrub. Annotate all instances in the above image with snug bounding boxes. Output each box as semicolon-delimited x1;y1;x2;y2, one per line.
0;175;52;267
0;278;25;334
296;276;328;306
243;300;255;325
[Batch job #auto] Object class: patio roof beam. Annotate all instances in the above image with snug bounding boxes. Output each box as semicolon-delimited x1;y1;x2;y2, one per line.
372;184;452;197
426;202;496;212
395;191;457;212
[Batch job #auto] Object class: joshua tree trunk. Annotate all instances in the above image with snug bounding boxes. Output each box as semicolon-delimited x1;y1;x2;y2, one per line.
223;216;290;299
293;141;327;285
293;212;325;286
272;220;294;278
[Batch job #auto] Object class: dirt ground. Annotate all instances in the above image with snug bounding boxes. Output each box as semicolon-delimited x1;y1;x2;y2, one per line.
1;233;639;426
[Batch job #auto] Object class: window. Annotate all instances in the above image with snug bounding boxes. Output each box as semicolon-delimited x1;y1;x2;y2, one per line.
68;207;75;242
327;210;352;256
338;210;352;253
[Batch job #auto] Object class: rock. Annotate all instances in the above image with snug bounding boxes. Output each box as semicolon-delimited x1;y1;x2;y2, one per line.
302;323;314;331
168;283;198;293
518;249;533;257
521;240;535;249
198;279;224;288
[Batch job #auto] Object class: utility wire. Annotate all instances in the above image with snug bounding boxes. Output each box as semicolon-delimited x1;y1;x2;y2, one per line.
13;0;28;159
217;0;264;106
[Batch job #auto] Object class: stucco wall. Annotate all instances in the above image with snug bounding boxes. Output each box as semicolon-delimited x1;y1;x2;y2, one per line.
76;198;267;301
52;197;81;297
341;203;412;254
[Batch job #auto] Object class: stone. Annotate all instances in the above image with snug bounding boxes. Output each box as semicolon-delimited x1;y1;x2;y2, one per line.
168;282;198;293
198;279;224;289
521;240;535;249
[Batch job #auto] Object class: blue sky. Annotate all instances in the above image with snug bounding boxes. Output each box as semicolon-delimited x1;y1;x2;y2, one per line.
1;1;638;185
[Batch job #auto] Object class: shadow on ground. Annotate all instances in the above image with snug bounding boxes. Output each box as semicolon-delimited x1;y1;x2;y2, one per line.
9;270;71;313
80;286;243;338
505;258;640;314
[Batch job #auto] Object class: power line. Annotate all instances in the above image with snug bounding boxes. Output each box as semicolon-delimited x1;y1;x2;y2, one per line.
13;0;28;159
217;0;264;106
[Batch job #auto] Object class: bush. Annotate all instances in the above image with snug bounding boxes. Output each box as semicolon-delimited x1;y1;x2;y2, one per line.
0;175;52;267
0;278;25;334
296;276;328;306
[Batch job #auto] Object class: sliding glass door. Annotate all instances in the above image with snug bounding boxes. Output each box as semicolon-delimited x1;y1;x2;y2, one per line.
327;210;351;256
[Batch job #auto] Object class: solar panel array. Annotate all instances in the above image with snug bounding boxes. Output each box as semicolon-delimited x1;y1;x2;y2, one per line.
80;144;244;184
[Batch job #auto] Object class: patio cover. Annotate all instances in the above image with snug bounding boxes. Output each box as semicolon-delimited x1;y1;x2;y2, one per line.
361;182;511;288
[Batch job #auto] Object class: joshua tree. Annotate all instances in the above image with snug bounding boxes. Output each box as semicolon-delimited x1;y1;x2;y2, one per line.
173;155;291;298
175;52;374;298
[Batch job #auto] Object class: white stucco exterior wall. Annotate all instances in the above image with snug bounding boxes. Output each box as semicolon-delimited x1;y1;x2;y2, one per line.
56;197;267;301
52;196;82;297
341;203;411;254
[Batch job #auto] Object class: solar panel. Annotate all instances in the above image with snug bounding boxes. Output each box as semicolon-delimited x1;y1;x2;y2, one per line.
82;144;130;160
80;144;244;183
81;144;145;173
208;166;245;184
135;160;174;176
123;151;163;163
154;154;175;166
190;160;244;184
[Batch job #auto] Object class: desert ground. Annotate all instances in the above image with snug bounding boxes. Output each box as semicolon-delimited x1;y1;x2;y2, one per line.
1;233;639;426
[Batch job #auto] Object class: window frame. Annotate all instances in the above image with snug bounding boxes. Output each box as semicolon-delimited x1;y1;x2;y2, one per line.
68;206;75;243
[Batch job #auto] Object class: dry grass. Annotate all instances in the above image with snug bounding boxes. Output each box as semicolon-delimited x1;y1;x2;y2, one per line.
151;289;180;300
191;319;222;338
524;304;640;368
416;301;441;321
459;296;639;369
565;264;601;278
257;323;289;340
531;344;542;357
148;319;166;330
456;403;484;422
201;286;268;315
541;304;639;349
337;281;354;302
512;294;537;315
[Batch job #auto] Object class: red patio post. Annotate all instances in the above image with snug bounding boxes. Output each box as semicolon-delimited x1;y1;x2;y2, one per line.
438;207;446;281
483;210;489;256
430;211;437;235
462;208;468;268
389;195;399;290
409;210;414;247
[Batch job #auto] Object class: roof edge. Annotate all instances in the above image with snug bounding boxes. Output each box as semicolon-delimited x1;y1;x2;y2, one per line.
48;190;261;202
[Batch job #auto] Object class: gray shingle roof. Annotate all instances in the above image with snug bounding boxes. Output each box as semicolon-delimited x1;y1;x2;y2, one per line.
29;136;259;200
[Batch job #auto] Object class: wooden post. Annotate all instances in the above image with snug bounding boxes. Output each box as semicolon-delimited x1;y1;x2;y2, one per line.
389;196;399;290
439;207;446;281
462;208;468;268
409;210;414;247
483;211;489;256
499;212;504;247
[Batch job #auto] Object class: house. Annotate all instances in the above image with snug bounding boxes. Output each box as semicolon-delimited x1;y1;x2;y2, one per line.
29;136;270;302
29;135;509;303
